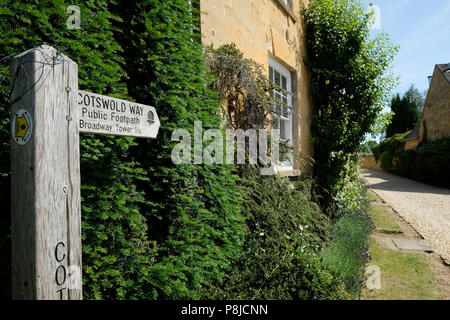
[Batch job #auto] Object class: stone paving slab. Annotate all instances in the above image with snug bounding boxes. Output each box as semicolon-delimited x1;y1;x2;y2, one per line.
392;238;433;253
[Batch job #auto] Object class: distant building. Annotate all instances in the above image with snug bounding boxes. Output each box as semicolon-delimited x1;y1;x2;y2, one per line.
405;63;450;150
200;0;313;175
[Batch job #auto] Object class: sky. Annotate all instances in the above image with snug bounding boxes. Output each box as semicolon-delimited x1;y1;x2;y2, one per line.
364;0;450;96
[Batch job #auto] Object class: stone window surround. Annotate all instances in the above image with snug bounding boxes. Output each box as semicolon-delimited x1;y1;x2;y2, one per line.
269;57;301;177
273;0;299;23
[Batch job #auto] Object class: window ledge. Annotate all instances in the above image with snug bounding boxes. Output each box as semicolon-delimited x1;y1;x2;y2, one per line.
273;0;298;23
277;169;301;177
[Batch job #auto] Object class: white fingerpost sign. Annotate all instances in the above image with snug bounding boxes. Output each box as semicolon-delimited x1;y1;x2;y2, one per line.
10;44;160;300
78;91;159;138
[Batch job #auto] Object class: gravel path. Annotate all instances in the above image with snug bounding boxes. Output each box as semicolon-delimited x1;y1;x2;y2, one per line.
361;169;450;261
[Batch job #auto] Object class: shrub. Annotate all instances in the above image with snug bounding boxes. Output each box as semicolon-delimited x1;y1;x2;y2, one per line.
396;150;417;177
322;156;374;298
374;134;450;188
204;43;347;300
216;167;348;300
379;151;394;173
358;140;378;156
0;0;246;299
222;236;349;300
302;0;398;195
322;201;374;298
372;131;409;173
412;137;450;187
332;154;367;214
110;0;247;299
0;0;156;299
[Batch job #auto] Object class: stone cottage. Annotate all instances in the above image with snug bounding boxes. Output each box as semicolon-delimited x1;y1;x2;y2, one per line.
405;63;450;150
200;0;313;175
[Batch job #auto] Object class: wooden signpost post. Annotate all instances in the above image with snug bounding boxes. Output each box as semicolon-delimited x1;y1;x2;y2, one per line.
10;44;160;300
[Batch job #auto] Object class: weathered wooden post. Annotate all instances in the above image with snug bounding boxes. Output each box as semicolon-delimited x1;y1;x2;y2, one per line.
10;43;160;300
10;44;82;299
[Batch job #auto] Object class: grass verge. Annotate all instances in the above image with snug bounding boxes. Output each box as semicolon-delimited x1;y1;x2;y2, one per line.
361;238;444;300
369;205;402;234
366;190;377;202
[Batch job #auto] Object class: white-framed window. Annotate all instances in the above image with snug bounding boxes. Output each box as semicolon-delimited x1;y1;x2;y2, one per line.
281;0;292;8
269;58;293;169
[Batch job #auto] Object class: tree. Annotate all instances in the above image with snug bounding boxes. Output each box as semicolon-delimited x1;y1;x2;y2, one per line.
359;140;378;155
0;0;246;300
385;92;420;138
110;0;246;299
404;85;427;114
0;0;156;299
302;0;398;202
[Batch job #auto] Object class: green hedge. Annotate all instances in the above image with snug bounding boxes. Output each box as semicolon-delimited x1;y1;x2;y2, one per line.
408;138;450;188
0;0;245;300
372;131;409;173
322;155;373;298
374;134;450;188
217;168;348;300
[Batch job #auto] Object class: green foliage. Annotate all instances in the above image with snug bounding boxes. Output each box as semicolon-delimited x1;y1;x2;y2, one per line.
373;131;450;188
372;131;409;173
359;140;378;156
322;157;373;298
0;0;156;300
397;138;450;188
217;168;348;300
371;111;394;140
302;0;398;194
205;44;348;300
301;2;391;294
395;149;417;177
109;0;246;299
404;85;427;114
413;138;450;186
0;0;246;300
385;93;420;138
322;205;374;298
332;154;367;213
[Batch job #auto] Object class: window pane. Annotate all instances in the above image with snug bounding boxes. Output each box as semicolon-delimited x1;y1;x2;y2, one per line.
275;92;281;114
282;76;287;90
282;96;289;118
274;70;280;86
269;67;273;82
280;120;286;140
270;90;275;110
273;117;279;130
